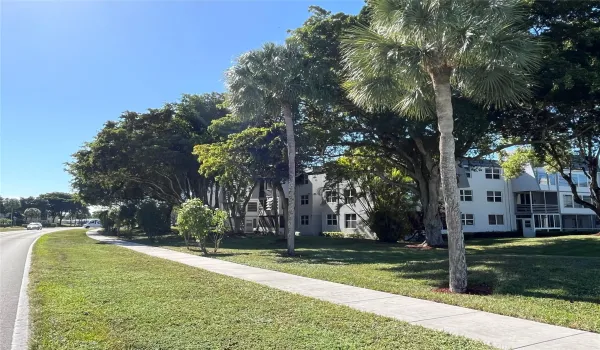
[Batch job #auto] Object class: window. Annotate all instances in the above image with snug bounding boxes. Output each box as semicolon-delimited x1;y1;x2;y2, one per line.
300;194;309;205
564;194;574;208
302;174;309;185
573;174;589;188
345;214;357;229
247;202;258;212
486;191;502;202
300;215;309;226
252;218;258;229
464;166;471;178
534;214;561;229
577;195;592;208
485;167;501;179
460;189;473;201
325;190;338;203
548;174;557;186
558;176;569;187
344;188;357;204
488;215;504;225
326;214;338;226
567;194;592;208
461;214;474;226
537;171;548;185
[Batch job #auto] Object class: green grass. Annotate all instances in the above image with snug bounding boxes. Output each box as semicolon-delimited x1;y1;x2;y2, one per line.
0;226;24;232
132;233;600;333
29;229;493;350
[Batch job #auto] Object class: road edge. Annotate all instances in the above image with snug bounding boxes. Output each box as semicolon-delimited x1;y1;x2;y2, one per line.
10;232;45;350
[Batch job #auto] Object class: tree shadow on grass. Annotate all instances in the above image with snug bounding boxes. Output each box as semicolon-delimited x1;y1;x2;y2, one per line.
124;233;599;304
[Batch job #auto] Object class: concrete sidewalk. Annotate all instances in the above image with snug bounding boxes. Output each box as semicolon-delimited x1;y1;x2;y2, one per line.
87;232;599;350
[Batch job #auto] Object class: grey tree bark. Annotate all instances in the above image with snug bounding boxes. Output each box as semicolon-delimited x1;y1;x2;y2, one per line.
276;183;289;238
282;103;296;255
272;181;280;235
431;69;468;293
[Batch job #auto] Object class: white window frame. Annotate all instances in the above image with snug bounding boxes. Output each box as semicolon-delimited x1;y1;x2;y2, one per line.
488;214;504;225
461;214;474;226
326;214;337;226
486;191;502;202
300;215;309;226
344;188;357;204
302;174;309;185
247;202;258;212
464;166;471;178
300;194;309;206
485;167;501;179
325;190;338;203
459;189;473;201
564;194;574;208
345;214;357;229
533;214;561;229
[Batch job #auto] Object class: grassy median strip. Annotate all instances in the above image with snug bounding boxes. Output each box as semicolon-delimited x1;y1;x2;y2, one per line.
29;229;492;350
136;234;600;333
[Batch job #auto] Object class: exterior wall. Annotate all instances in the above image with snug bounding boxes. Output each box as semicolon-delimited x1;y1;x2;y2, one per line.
457;166;515;232
232;165;598;237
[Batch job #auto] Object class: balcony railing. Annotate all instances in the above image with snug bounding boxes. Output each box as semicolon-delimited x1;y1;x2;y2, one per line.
516;204;559;214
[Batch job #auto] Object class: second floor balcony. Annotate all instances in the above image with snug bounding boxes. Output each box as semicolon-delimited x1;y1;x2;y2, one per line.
515;192;559;214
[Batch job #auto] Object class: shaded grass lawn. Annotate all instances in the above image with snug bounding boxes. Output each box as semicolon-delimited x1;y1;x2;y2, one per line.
29;229;492;350
132;233;600;333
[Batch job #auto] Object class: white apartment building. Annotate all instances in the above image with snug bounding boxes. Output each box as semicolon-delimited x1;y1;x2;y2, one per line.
238;162;599;238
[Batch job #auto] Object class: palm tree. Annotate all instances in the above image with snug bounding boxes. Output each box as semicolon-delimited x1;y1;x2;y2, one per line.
226;42;315;256
342;0;540;292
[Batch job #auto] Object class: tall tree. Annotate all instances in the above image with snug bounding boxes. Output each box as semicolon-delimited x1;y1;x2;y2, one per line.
68;93;228;206
3;198;21;225
23;208;42;222
289;6;498;247
497;1;600;216
341;0;540;292
39;192;74;225
226;43;321;255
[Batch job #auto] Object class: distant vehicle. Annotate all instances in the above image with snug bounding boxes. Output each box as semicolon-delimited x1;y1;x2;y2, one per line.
27;222;42;230
82;219;102;229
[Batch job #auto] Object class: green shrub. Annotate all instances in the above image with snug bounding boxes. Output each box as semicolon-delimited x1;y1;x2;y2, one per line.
98;210;115;232
323;231;345;238
0;218;11;227
177;198;228;254
136;200;170;240
367;207;410;243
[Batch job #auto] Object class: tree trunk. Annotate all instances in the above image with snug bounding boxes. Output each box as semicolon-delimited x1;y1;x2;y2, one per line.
214;182;220;208
272;181;280;235
431;69;468;293
282;103;296;256
276;183;288;238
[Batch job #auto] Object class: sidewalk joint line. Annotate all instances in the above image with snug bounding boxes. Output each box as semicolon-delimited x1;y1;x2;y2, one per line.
512;331;588;349
412;311;480;323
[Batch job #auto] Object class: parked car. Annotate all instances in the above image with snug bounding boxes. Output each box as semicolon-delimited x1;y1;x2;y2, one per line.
82;219;102;229
27;222;43;230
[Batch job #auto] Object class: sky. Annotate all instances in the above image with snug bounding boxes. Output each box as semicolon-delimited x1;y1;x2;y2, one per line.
0;0;363;199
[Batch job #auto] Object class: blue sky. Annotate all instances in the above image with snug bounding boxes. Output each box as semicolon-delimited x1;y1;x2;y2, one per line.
1;0;363;198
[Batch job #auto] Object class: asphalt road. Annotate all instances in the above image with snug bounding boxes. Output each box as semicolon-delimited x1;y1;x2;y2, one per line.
0;227;74;350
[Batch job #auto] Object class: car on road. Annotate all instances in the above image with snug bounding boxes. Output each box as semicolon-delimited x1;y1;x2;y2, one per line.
82;219;102;229
27;222;42;230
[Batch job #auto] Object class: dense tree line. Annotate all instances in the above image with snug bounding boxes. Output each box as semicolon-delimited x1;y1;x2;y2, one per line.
67;0;599;293
0;193;88;225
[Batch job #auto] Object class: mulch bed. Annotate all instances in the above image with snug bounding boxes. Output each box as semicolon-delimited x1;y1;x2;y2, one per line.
433;284;493;296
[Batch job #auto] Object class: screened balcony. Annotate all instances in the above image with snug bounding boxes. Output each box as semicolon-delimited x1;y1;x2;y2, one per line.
515;192;559;214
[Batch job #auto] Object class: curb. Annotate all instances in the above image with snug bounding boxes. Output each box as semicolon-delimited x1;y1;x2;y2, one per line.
10;232;46;350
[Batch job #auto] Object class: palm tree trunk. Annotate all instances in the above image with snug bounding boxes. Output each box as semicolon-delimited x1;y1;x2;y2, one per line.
282;103;296;256
431;70;468;293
